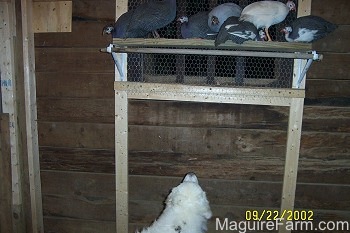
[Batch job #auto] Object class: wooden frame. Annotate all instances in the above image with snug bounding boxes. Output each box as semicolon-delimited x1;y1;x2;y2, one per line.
0;0;43;232
113;1;313;233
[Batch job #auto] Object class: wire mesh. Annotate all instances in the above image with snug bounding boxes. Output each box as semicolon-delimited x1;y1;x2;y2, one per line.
125;0;299;88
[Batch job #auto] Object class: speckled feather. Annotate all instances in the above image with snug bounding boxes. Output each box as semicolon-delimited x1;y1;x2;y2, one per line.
215;16;259;46
126;0;177;37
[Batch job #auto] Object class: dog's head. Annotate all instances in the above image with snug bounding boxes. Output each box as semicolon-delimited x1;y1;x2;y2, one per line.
165;173;212;220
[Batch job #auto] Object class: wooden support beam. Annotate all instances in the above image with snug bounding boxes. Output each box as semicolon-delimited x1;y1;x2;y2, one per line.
279;98;305;233
115;90;129;233
0;2;26;232
115;82;305;106
21;0;44;231
0;114;13;233
115;1;129;232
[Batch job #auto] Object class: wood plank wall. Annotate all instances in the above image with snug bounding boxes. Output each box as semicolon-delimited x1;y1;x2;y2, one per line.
35;0;350;232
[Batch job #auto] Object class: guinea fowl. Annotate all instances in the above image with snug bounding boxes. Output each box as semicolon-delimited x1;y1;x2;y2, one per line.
208;3;242;33
239;0;296;41
281;15;337;42
102;9;148;38
214;16;261;46
102;0;176;39
125;0;177;38
178;11;216;39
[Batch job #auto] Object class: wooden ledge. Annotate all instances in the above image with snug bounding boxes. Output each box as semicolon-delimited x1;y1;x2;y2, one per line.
112;38;312;53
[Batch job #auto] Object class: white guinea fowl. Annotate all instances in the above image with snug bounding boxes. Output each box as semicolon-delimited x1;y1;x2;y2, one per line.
239;0;296;41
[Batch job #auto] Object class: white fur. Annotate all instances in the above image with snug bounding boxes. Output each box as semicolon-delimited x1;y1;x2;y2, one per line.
137;173;212;233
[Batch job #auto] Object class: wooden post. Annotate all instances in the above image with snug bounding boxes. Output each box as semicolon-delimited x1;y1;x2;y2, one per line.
279;98;304;233
115;0;129;232
0;2;26;232
21;0;44;231
0;113;13;233
115;90;129;233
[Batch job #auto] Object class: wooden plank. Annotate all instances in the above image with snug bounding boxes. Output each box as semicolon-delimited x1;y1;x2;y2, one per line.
115;90;129;233
36;98;350;133
33;1;72;33
35;48;115;73
306;79;350;98
0;2;26;231
43;217;116;233
311;0;350;24
112;38;312;52
35;21;113;48
21;0;44;231
41;209;350;233
37;98;114;123
114;82;304;107
0;114;13;233
279;98;304;233
73;0;115;21
40;171;350;215
108;46;318;60
38;147;350;184
308;53;350;80
297;0;311;17
37;122;350;160
36;72;114;98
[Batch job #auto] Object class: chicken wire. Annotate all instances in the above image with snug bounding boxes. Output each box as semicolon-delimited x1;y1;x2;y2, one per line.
124;0;299;88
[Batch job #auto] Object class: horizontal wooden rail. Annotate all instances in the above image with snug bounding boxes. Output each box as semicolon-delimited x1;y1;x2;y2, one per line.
111;38;312;52
114;82;305;107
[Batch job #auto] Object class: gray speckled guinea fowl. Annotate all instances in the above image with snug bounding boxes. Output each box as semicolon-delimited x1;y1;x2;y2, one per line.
281;15;337;42
178;11;216;39
126;0;177;38
102;9;149;38
208;3;242;33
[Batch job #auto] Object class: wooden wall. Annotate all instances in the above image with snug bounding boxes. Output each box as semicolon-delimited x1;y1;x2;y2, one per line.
35;0;350;232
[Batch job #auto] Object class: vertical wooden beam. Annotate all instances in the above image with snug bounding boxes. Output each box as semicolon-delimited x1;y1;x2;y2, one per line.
115;0;129;232
0;113;13;233
21;0;44;232
0;2;26;232
279;97;304;233
115;90;129;233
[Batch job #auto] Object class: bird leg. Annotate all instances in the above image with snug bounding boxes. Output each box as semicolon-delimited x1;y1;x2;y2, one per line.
265;27;272;41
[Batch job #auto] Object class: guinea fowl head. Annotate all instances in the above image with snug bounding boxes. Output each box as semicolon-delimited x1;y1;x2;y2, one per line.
211;16;219;25
281;26;292;34
102;24;114;35
286;0;296;11
259;30;267;41
177;16;189;24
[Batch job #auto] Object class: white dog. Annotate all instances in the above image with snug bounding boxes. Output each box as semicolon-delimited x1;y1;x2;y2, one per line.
137;172;212;233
